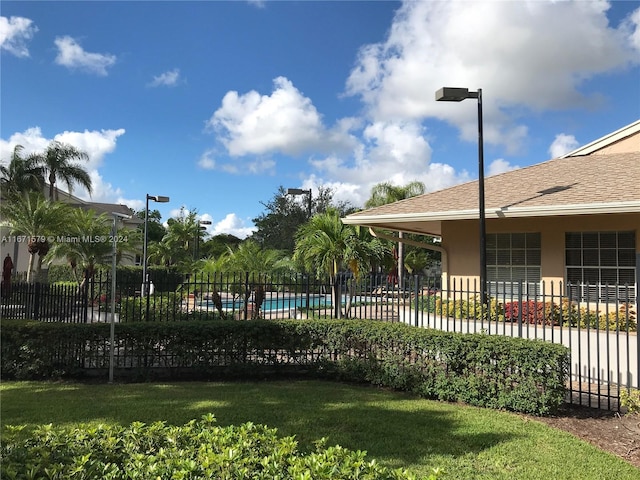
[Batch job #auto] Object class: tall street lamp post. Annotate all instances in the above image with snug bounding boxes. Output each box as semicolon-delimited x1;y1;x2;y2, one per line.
142;194;169;322
436;87;487;307
142;194;170;296
109;211;132;383
286;188;312;219
195;220;212;260
287;187;313;313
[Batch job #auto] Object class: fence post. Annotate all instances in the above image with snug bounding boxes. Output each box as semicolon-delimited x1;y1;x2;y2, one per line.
32;282;41;321
517;280;523;338
82;277;89;323
244;271;250;320
413;275;420;327
305;272;310;313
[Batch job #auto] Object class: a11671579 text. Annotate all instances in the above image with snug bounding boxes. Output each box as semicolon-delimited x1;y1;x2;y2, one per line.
1;235;128;244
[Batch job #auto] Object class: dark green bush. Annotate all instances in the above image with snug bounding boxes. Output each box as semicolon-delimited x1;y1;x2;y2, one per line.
0;321;105;379
0;319;569;414
1;414;432;480
112;265;184;294
46;265;77;283
119;292;183;322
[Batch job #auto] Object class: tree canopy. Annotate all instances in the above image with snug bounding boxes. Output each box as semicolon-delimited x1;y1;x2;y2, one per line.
0;192;72;282
251;185;354;253
0;145;45;199
31;141;92;201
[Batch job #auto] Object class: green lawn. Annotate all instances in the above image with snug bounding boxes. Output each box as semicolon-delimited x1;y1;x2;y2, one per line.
1;380;638;479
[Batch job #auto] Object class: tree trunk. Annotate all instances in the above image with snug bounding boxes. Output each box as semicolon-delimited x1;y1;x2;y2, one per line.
49;173;56;200
26;253;35;283
331;274;342;319
344;277;355;319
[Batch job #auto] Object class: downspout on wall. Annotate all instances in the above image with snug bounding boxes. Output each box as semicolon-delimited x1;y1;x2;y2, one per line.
367;228;449;289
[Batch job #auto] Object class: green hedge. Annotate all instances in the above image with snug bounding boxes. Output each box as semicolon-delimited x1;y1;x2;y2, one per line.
1;414;432;480
45;265;184;292
119;292;184;322
0;319;569;415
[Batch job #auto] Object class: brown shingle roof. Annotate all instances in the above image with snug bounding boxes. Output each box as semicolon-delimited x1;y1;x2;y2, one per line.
344;151;640;234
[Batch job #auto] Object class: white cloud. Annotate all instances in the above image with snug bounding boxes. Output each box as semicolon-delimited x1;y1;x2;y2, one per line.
345;0;640;152
53;128;126;170
247;158;276;174
620;6;640;51
306;120;470;207
167;207;186;220
548;133;580;158
198;150;216;170
54;36;116;76
164;209;255;239
148;68;181;87
487;159;520;177
0;127;49;159
0;126;126;201
210;213;256;239
0;16;37;57
208;76;353;157
247;0;266;9
86;170;130;205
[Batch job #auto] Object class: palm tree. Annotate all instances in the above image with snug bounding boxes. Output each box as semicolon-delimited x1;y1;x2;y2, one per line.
225;240;290;274
0;145;45;199
162;208;205;272
0;192;72;282
224;240;292;318
365;181;426;289
147;239;176;268
293;209;381;318
45;209;141;295
46;210;129;276
199;254;230;274
33;141;92;201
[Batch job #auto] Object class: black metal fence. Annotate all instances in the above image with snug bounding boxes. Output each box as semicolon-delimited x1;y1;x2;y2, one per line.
1;271;637;410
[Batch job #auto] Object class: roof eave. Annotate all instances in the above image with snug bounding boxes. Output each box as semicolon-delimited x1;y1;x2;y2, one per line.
493;201;640;218
343;201;640;225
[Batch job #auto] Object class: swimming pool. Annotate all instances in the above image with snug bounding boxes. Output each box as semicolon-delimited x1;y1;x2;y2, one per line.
197;294;331;312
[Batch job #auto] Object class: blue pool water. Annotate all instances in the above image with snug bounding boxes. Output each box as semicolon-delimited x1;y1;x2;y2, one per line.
198;294;331;312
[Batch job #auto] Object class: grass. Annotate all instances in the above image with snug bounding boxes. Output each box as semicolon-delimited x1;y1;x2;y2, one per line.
1;379;638;479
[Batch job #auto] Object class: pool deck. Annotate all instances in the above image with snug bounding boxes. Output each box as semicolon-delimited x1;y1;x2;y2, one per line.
182;292;401;322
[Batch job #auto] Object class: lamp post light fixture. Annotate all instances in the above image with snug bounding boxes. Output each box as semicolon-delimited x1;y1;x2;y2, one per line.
142;194;170;296
109;211;132;383
436;87;487;307
286;188;312;218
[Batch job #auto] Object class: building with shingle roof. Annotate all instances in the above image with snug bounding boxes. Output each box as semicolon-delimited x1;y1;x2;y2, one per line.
343;120;639;301
1;185;139;277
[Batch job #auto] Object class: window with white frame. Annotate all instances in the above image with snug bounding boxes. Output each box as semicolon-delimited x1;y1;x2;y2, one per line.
565;231;636;303
486;232;541;296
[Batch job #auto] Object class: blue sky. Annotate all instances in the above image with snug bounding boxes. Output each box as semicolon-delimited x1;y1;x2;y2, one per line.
2;0;639;238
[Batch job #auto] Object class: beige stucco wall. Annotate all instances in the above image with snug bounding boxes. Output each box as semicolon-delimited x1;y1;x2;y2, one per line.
589;130;640;155
441;213;640;288
1;223;138;280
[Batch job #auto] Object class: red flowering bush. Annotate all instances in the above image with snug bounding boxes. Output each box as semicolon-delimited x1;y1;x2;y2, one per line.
504;300;560;326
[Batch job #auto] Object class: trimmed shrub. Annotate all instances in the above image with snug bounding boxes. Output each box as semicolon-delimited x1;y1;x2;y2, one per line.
119;292;183;322
1;414;432;480
0;319;569;415
620;388;640;415
46;264;77;283
504;300;559;325
433;296;505;322
425;296;636;332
